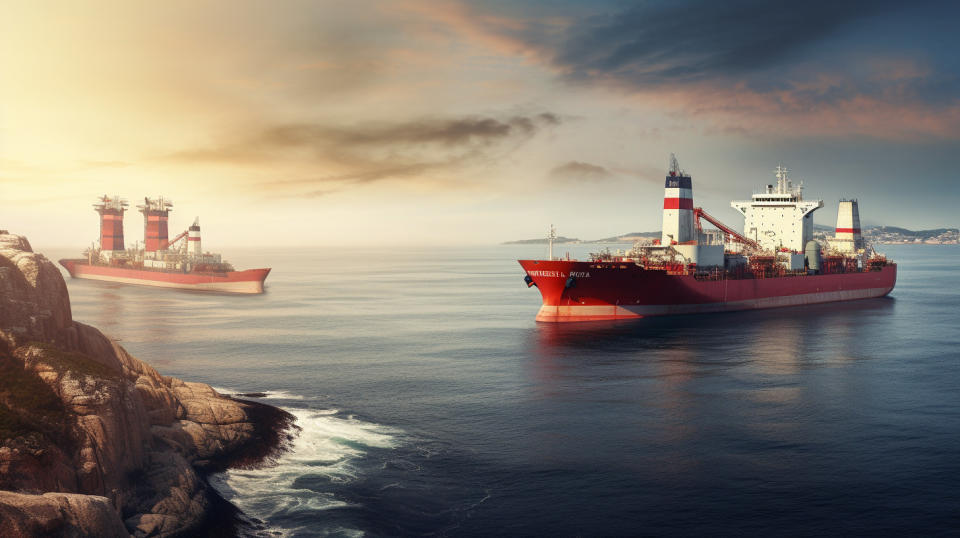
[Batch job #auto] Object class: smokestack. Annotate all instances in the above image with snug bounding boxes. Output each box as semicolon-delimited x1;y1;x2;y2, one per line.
188;217;201;257
834;199;864;253
138;196;173;252
661;153;695;245
93;195;127;251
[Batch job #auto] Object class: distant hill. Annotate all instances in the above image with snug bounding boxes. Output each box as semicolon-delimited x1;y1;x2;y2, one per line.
504;232;661;245
585;231;660;243
866;226;958;244
870;226;957;240
503;236;580;245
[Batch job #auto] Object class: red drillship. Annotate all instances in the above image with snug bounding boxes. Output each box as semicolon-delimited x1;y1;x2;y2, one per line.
60;195;270;294
520;156;896;322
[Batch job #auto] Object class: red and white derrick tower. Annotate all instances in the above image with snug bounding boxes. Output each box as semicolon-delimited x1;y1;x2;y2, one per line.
138;197;173;253
93;195;127;252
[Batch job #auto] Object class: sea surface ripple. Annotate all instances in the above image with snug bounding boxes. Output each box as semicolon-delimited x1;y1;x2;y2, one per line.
52;244;960;536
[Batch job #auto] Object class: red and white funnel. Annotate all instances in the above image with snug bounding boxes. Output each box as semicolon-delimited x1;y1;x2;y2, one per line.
188;217;202;257
661;154;695;245
834;199;864;253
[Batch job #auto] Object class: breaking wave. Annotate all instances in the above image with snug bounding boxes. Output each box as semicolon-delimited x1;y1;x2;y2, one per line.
209;407;402;536
211;387;307;401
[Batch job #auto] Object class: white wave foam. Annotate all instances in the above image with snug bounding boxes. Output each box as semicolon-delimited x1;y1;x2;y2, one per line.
211;408;401;536
259;390;306;400
209;387;306;400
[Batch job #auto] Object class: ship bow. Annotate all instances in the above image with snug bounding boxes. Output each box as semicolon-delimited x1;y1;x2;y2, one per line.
519;259;644;323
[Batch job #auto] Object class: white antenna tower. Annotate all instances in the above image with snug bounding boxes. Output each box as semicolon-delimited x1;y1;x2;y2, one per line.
547;224;557;261
669;153;680;176
775;163;789;193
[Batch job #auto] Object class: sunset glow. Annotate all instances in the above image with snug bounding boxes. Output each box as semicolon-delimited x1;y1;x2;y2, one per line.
2;1;957;248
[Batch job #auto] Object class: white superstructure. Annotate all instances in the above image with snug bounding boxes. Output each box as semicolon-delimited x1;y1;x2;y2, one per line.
731;165;823;252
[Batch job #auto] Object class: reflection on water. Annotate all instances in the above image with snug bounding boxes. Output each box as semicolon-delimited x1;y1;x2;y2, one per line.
74;281;185;345
525;298;901;478
91;288;125;330
527;298;898;409
530;297;896;356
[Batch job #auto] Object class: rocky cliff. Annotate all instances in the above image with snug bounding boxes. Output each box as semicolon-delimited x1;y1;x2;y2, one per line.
0;232;294;536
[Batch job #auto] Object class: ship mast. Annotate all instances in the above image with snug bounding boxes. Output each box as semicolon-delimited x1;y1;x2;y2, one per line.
775;163;789;193
547;224;557;261
669;153;680;177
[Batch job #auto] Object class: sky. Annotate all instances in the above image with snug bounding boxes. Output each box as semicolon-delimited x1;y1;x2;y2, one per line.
2;0;958;249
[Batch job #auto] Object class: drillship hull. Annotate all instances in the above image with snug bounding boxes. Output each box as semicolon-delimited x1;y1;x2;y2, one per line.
59;259;270;294
519;260;897;322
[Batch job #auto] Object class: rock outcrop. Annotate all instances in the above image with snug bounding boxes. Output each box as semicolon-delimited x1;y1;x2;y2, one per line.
0;491;128;537
0;232;294;536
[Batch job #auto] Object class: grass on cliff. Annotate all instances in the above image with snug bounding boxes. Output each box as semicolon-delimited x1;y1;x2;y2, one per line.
28;342;120;380
0;402;33;439
0;352;71;442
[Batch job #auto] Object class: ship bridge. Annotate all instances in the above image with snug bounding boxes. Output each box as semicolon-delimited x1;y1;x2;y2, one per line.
731;165;823;252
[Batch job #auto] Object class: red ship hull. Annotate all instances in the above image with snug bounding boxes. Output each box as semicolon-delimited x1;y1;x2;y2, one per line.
59;259;270;294
519;259;897;322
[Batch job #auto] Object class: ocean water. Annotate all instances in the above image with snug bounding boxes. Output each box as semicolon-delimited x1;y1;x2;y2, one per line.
49;244;960;536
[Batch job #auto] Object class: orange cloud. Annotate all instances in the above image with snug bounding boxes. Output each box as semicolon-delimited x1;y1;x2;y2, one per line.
384;0;561;62
610;70;960;141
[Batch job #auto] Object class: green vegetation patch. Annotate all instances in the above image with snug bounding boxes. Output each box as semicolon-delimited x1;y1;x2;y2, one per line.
27;342;120;380
0;402;33;438
0;353;71;444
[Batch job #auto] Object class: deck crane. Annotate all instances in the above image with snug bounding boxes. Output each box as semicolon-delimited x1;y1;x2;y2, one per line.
166;229;190;254
693;207;761;251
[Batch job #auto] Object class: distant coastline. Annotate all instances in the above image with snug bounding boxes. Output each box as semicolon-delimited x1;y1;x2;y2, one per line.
503;236;582;245
503;232;659;245
505;226;959;245
862;226;959;245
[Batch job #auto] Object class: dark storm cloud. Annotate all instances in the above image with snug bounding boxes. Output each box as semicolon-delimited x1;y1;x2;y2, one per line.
166;113;561;192
169;113;560;164
550;0;902;86
484;0;960;137
548;161;613;182
256;113;560;150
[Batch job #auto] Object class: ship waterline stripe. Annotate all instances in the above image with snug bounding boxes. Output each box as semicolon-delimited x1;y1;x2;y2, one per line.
663;198;694;210
534;287;893;322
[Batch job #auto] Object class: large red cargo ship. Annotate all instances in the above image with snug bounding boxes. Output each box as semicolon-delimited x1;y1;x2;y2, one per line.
59;195;270;294
520;156;896;322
